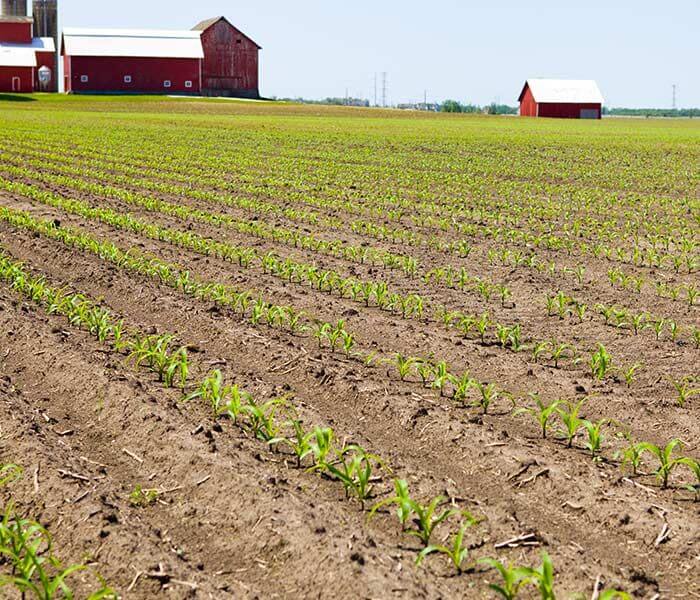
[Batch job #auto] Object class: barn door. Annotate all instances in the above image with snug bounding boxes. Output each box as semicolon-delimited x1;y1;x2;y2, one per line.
11;77;20;92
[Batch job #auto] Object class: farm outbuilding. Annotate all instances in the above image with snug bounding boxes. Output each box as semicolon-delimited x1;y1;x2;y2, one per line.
0;15;55;92
518;79;604;119
62;28;204;94
193;16;261;98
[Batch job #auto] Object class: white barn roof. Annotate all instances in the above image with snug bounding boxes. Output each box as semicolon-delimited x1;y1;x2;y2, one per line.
0;38;54;67
62;28;204;59
520;79;604;104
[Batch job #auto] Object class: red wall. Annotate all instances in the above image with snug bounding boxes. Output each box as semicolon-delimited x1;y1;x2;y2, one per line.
64;56;201;94
35;50;56;90
200;19;259;97
519;85;537;117
0;66;34;92
0;21;32;43
538;103;601;119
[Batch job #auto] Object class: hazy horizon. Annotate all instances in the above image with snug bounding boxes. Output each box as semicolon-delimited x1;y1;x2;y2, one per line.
57;0;700;108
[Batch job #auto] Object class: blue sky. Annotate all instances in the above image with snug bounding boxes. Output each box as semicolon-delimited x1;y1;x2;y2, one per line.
59;0;699;107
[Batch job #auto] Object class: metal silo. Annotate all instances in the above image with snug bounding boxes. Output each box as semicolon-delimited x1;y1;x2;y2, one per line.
1;0;28;15
32;0;58;91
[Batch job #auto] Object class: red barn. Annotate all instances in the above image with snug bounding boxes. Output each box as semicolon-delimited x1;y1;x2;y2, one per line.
518;79;603;119
0;15;55;92
193;16;261;98
62;27;204;94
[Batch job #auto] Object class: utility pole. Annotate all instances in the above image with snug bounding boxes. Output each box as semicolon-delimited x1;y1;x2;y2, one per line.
423;89;427;108
672;84;677;110
381;72;387;108
374;73;377;107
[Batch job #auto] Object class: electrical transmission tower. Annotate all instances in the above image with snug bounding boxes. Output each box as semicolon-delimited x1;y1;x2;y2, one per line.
381;72;387;108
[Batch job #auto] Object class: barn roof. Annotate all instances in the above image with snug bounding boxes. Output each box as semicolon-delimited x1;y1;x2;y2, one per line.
0;37;54;67
0;16;33;23
192;16;262;49
519;79;604;104
0;46;36;67
62;28;204;59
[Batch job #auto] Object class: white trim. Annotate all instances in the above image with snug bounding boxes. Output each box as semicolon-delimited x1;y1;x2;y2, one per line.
80;74;88;83
163;80;171;88
123;75;132;83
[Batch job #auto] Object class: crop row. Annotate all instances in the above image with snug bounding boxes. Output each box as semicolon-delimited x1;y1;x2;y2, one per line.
0;247;642;598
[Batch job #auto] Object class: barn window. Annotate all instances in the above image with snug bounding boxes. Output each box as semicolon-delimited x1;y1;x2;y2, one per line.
163;80;172;88
185;80;193;88
237;38;242;44
123;75;132;83
80;75;88;83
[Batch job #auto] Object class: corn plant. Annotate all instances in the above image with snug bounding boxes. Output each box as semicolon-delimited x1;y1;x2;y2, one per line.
550;342;573;368
473;381;499;415
319;445;385;507
0;503;116;599
0;464;22;486
450;372;475;404
638;439;684;488
514;395;562;439
581;418;608;460
670;377;698;407
678;457;699;501
531;341;551;364
416;515;479;571
271;419;316;467
479;557;535;600
590;344;613;380
129;485;160;507
531;552;556;600
394;353;418;381
620;363;642;388
615;433;645;476
431;361;452;397
369;478;413;530
243;398;287;443
556;398;587;448
308;427;335;468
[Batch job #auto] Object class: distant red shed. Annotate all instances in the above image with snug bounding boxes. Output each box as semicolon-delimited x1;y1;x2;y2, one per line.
519;79;603;119
193;16;260;98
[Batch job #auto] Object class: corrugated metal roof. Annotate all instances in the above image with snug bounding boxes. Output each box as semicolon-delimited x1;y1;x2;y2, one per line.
62;28;204;59
520;79;604;104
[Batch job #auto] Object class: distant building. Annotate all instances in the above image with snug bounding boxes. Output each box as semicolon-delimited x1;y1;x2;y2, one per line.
62;27;204;94
0;15;55;92
193;16;260;99
518;79;603;119
61;17;261;97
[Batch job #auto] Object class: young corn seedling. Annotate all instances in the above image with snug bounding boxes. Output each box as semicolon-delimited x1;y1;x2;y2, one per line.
319;445;385;508
476;312;491;344
473;381;499;415
369;478;414;530
514;395;562;439
431;361;452;397
416;515;480;571
243;398;287;443
0;463;22;486
406;495;462;547
531;551;556;600
531;341;551;364
394;353;418;381
670;377;699;407
271;419;315;467
678;457;699;501
582;418;608;460
314;322;332;349
638;439;684;489
416;360;434;387
620;363;643;388
479;557;535;600
450;372;475;404
129;484;160;507
550;342;573;368
556;398;587;448
590;344;613;380
308;427;335;468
